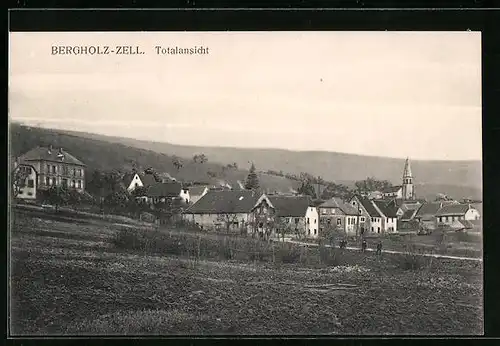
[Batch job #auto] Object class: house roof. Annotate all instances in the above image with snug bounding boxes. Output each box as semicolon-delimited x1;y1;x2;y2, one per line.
140;173;158;187
268;195;314;217
382;185;402;193
436;204;472;216
147;182;182;198
356;196;381;217
189;185;209;196
415;202;443;218
373;200;398;217
320;197;359;215
185;190;259;214
401;209;417;221
19;146;86;166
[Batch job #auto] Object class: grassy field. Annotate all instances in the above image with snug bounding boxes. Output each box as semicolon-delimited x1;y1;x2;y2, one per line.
10;212;483;335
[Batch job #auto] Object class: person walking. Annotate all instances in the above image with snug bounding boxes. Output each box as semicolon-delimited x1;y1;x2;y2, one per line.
361;239;367;252
376;241;383;255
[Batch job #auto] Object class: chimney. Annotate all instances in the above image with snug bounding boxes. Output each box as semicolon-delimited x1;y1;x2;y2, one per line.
48;145;52;154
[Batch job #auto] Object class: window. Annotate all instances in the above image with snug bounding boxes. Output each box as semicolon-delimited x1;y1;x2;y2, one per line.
371;217;374;222
295;218;300;224
322;209;326;214
27;192;33;196
371;227;374;232
314;229;317;235
360;217;365;222
49;177;53;185
308;229;311;235
62;179;68;188
336;218;341;226
45;177;49;186
52;165;56;173
78;169;82;177
314;219;316;224
307;218;310;224
331;209;336;214
377;227;380;233
27;180;34;188
72;180;76;187
77;180;82;189
46;164;50;173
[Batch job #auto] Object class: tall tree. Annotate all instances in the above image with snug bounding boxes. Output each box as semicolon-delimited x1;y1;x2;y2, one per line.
297;178;317;199
11;168;30;198
245;163;260;190
172;156;183;173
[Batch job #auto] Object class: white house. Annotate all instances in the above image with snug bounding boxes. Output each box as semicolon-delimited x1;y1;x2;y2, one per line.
12;164;38;200
349;195;383;235
436;204;481;227
372;200;398;233
305;205;320;238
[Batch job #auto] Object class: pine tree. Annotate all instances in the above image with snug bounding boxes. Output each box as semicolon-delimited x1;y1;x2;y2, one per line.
245;163;260;190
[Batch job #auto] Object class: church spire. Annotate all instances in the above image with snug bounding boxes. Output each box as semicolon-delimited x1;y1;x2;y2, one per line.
402;157;415;200
403;157;412;178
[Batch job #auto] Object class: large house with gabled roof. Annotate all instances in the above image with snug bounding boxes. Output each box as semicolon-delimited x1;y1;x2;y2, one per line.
251;194;319;238
436;203;480;227
372;200;398;233
16;146;86;192
349;195;383;235
183;190;260;232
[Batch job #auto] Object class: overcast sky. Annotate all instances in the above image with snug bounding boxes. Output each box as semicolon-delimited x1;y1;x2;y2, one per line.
9;31;482;161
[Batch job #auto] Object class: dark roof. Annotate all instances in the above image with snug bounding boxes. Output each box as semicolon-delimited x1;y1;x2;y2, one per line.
382;185;402;193
320;197;359;215
436;204;472;216
415;202;443;218
268;195;314;217
189;186;209;196
19;146;85;166
185;190;259;214
359;198;381;218
147;182;182;197
140;173;158;187
373;200;398;217
401;209;417;221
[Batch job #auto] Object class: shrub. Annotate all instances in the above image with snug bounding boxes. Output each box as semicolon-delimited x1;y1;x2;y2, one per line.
393;244;431;271
318;244;343;266
275;242;301;264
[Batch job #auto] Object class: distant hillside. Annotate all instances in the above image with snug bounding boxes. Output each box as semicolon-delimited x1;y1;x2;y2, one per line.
10;123;482;201
9;123;300;193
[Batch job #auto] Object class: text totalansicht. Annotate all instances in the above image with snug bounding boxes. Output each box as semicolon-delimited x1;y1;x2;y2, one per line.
154;46;210;55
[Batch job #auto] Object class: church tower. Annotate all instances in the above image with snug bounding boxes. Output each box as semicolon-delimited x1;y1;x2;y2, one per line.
402;157;415;200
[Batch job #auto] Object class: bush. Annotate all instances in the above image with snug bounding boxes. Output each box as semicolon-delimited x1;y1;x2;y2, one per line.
275;242;301;264
318;244;342;266
393;244;431;271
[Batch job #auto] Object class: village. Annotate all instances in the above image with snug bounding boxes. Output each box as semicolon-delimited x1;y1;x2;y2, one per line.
11;144;482;246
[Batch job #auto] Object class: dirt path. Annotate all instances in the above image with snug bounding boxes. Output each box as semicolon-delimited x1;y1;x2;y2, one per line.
281;239;483;262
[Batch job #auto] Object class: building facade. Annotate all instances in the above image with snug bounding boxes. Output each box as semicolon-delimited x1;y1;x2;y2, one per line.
17;146;86;192
318;197;360;235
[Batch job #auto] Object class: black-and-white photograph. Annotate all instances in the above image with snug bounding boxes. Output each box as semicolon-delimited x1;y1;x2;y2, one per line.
9;31;482;335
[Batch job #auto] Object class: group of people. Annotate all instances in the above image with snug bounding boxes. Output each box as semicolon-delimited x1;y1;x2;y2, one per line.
338;238;383;255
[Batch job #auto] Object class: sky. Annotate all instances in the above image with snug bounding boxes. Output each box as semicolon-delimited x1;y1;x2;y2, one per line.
9;31;482;161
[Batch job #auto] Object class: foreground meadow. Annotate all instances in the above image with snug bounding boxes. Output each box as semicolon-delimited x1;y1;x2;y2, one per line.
10;213;483;335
